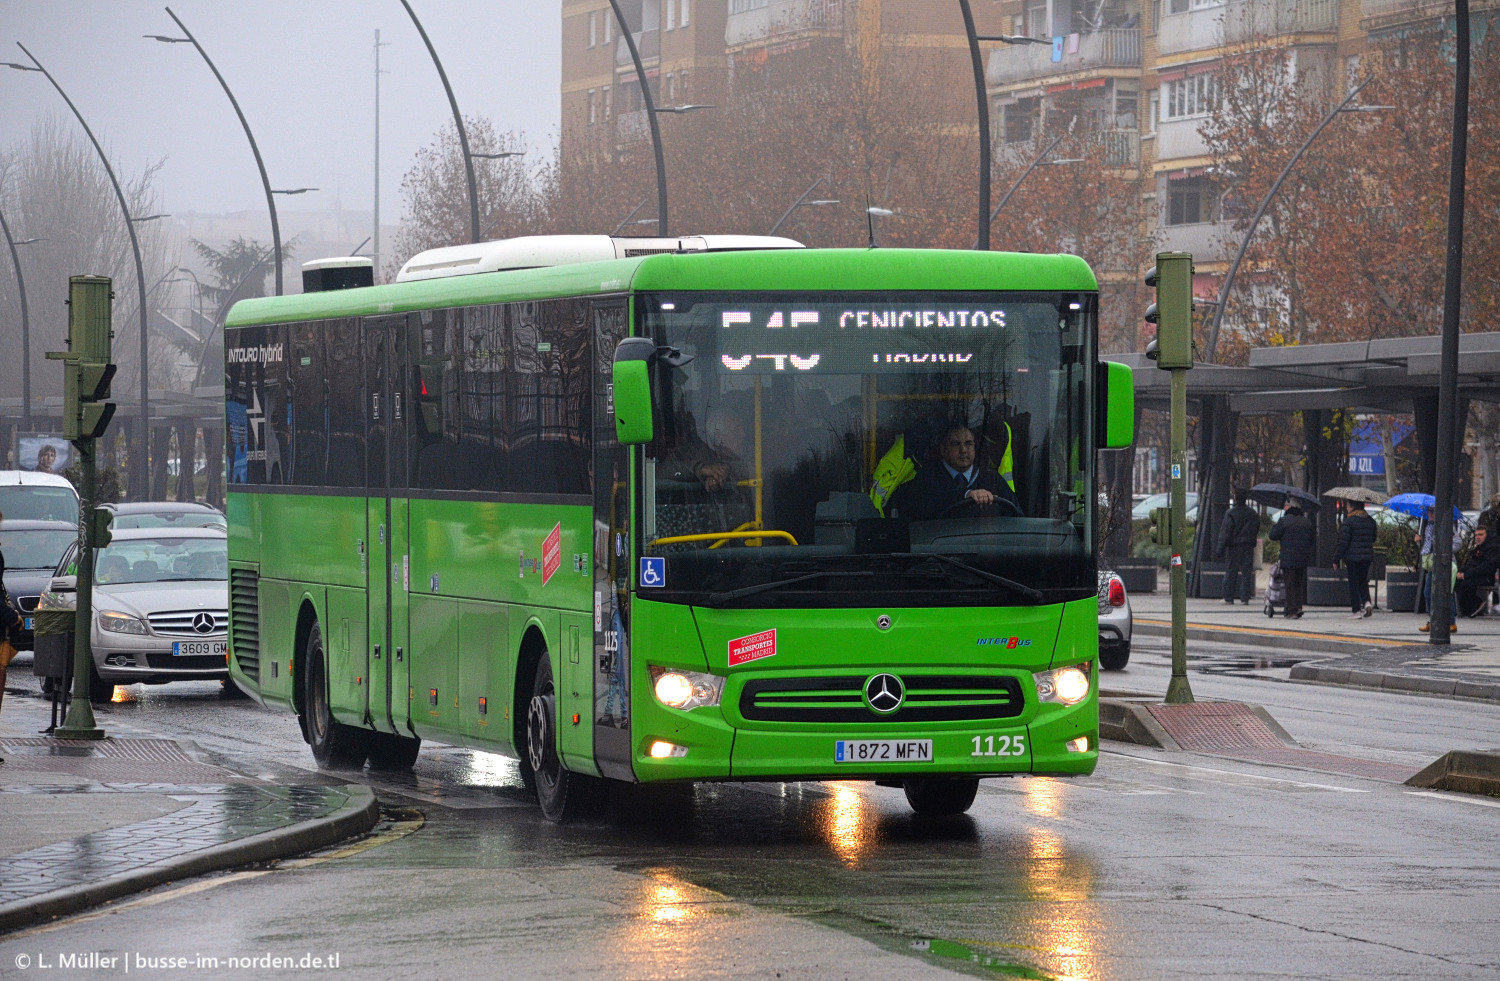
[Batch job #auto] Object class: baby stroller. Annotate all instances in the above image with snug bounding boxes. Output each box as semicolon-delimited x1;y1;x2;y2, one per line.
1263;561;1286;618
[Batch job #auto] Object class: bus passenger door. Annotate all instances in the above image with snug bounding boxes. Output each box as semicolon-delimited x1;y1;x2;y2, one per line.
364;316;397;734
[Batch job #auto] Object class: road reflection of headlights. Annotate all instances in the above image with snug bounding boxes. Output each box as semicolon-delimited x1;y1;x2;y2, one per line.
98;610;148;635
648;666;724;710
1034;665;1090;706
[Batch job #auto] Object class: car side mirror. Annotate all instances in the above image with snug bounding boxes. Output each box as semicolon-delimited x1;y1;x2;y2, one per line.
50;575;78;593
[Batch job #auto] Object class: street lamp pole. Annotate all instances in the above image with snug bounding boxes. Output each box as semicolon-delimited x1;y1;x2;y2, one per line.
1204;77;1380;361
10;44;153;499
957;0;1050;250
154;9;288;296
400;0;481;244
767;178;839;237
608;0;669;236
0;207;36;428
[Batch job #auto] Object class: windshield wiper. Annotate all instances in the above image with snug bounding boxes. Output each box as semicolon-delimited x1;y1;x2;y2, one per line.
895;553;1045;602
706;570;874;605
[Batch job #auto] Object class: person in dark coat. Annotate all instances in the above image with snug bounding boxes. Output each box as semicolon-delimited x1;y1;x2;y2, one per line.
1217;491;1260;604
1457;525;1500;617
1268;499;1315;618
1331;502;1379;618
895;424;1020;520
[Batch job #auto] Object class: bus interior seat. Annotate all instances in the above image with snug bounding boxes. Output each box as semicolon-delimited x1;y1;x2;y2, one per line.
130;560;160;581
814;492;880;546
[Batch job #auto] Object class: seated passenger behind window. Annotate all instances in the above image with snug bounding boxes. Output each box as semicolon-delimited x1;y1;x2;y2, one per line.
892;423;1021;521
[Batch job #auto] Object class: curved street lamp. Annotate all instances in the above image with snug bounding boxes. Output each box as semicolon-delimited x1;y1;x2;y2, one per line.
0;207;40;427
400;0;482;244
958;0;1050;250
151;9;291;296
608;0;669;235
8;44;154;498
1205;78;1384;361
767;178;840;236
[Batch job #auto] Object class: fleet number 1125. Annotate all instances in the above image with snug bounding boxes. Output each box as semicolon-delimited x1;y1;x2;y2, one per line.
971;734;1026;757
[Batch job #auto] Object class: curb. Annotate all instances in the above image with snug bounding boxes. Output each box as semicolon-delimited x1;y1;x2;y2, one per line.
1405;750;1500;796
1134;620;1407;656
1099;696;1295;751
0;785;380;934
1289;662;1500;701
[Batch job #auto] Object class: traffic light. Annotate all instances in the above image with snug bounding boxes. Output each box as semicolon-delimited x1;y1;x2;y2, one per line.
1148;506;1172;547
90;506;113;549
1144;252;1194;370
58;276;117;442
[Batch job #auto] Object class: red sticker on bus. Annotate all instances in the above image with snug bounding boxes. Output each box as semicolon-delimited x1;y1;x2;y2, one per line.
728;628;777;666
541;523;562;585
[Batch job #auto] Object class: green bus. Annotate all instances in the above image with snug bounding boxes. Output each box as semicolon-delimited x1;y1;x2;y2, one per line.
225;236;1134;820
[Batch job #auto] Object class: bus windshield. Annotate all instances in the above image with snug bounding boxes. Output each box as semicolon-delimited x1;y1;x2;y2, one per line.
639;290;1096;608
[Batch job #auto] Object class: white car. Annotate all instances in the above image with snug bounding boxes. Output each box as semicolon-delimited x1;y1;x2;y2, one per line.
0;470;78;522
51;527;228;701
1097;569;1132;671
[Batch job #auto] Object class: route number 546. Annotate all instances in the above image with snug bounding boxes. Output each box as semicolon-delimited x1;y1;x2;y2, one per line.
971;734;1026;757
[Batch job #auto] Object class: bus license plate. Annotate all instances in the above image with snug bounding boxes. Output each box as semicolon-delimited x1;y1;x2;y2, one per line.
173;641;227;657
835;739;932;763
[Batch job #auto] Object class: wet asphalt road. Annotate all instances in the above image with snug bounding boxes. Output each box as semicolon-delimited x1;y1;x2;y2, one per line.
2;642;1498;981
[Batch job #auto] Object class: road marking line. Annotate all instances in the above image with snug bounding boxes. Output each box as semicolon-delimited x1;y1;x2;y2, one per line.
1405;790;1500;809
1104;750;1371;792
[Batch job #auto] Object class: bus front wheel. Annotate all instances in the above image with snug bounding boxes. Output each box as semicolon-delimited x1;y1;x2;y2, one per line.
526;655;597;822
303;621;369;769
903;776;979;817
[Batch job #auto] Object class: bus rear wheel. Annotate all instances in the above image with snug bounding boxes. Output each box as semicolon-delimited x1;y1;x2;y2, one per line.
903;776;979;817
525;655;597;822
303;621;369;769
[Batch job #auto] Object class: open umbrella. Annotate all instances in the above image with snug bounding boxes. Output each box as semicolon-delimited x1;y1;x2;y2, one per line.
1248;483;1320;511
1323;486;1386;505
1383;492;1464;522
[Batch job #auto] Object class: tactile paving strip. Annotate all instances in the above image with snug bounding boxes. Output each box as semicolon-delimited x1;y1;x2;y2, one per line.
1;738;195;761
1146;702;1287;750
1212;748;1420;783
0;738;258;784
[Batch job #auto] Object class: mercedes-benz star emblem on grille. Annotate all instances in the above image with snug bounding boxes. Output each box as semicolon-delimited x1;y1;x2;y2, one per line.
864;673;904;715
876;614;892;631
192;612;216;634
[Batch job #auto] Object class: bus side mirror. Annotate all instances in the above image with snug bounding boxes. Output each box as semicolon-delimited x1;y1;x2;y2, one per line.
613;337;656;445
1098;360;1135;449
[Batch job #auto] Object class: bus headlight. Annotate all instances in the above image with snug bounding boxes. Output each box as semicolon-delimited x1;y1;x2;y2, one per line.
649;666;724;710
98;611;148;635
1034;665;1091;706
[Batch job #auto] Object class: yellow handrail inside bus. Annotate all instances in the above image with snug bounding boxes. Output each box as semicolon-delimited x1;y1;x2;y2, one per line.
651;530;799;548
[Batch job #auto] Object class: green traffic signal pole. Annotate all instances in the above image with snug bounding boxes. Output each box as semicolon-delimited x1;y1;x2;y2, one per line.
46;276;115;740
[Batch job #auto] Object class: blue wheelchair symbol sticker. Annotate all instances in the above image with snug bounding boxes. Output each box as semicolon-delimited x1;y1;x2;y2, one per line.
639;556;666;589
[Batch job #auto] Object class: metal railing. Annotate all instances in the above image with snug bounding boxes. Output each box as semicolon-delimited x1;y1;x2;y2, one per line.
1158;0;1337;55
616;29;660;67
986;28;1140;86
1156;220;1234;262
726;0;843;48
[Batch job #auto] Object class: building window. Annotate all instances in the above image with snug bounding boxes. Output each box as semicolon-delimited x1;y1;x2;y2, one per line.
1162;74;1218;120
603;85;612;119
1345;54;1361;92
1166;177;1218;225
1148;91;1159;134
666;73;676;102
588;88;597;125
667;0;676;30
679;70;688;98
681;0;689;27
1167;0;1224;12
1000;97;1039;145
604;9;613;43
588;11;597;48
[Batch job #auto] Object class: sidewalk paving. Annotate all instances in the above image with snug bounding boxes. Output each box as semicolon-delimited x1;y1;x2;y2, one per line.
1129;587;1500;700
0;673;378;934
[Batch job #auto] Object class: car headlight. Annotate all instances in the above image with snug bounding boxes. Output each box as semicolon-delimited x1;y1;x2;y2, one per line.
1034;664;1091;706
98;610;148;635
648;666;724;710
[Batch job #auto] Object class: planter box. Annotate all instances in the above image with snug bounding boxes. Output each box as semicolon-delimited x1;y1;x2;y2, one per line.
1387;570;1421;613
1114;559;1158;593
1307;567;1346;607
1194;561;1226;599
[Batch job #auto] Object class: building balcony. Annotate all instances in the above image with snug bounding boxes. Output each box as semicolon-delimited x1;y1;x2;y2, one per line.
995;129;1140;169
986;29;1140;87
726;0;843;50
1156;117;1211;162
616;29;660;68
1158;0;1337;56
1362;0;1498;29
1157;220;1233;263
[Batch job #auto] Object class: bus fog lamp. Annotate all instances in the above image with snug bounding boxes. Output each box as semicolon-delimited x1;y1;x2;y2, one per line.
1066;736;1090;753
650;740;689;758
1035;665;1090;706
649;666;724;710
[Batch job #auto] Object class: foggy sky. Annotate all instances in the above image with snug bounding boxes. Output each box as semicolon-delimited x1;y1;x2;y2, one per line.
0;1;562;227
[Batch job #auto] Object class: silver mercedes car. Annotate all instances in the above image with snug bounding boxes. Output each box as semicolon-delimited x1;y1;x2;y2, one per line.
51;527;228;701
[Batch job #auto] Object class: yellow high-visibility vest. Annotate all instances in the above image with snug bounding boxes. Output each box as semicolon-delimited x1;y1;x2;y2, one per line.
869;423;1016;515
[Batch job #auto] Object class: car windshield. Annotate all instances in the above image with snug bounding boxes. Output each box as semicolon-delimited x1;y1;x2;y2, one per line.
637;290;1097;607
111;512;226;530
1;529;77;570
0;485;78;522
92;537;228;585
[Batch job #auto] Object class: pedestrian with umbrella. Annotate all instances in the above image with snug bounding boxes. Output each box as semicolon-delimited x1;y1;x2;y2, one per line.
1268;496;1316;618
1385;493;1463;632
1329;492;1379;618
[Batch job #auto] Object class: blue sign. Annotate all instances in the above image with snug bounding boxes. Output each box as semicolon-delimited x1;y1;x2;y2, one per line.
639;556;666;589
1051;36;1064;61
